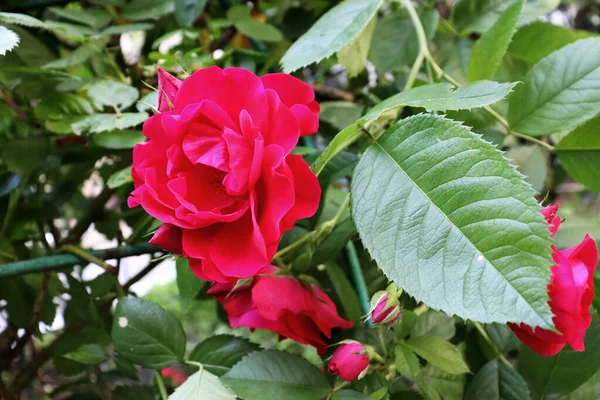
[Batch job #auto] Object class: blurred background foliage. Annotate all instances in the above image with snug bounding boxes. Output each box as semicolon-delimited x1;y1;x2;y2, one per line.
0;0;599;399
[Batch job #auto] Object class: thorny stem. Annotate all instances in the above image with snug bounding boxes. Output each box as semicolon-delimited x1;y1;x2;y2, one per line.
401;0;556;152
326;381;350;400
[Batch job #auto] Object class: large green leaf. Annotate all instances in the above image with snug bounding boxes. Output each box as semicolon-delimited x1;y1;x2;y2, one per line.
91;130;144;149
363;81;517;121
111;296;186;369
468;0;522;82
169;369;236;400
221;350;330;400
174;0;207;27
556;116;600;191
519;313;600;400
368;9;438;73
508;22;595;65
0;26;19;56
188;335;259;376
351;114;554;328
464;360;529;400
454;0;559;33
508;37;600;136
281;0;382;73
404;336;469;375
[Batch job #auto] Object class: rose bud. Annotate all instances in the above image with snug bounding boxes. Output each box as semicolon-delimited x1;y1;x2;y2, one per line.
161;367;187;386
509;205;598;356
368;284;402;327
328;341;370;381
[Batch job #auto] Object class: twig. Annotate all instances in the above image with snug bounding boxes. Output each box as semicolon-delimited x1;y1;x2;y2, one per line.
310;84;355;102
0;90;27;119
123;256;165;290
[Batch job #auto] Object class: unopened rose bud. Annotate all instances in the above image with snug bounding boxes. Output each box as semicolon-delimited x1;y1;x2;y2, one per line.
328;341;369;381
368;288;401;327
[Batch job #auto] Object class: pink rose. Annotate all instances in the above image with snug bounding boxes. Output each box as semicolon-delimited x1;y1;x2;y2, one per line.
207;267;353;355
129;67;321;282
509;205;598;356
328;341;370;381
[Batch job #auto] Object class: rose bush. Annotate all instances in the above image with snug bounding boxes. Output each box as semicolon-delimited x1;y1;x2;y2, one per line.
129;67;321;282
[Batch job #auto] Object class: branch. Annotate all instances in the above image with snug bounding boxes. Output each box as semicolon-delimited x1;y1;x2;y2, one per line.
123;256;166;290
0;242;160;278
60;186;114;245
310;84;354;102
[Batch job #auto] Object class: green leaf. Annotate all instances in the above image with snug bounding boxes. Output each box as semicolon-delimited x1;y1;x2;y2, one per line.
226;5;250;21
91;130;144;149
176;257;205;312
396;343;420;381
333;390;372;400
557;369;600;400
508;37;600;136
323;261;363;324
363;81;518;121
404;336;469;375
107;166;133;189
556;116;600;191
396;309;418;339
63;344;109;365
468;0;522;81
188;335;259;376
87;80;139;111
2;137;49;176
351;114;553;328
464;360;529;400
42;37;109;69
484;323;519;353
169;369;236;400
101;23;154;35
320;102;364;131
48;7;112;29
122;0;175;21
88;273;117;298
337;17;376;77
48;112;148;135
416;365;466;400
413;311;456;341
281;0;383;73
508;22;596;65
506;145;547;194
311;122;362;177
111;296;186;369
234;19;283;42
221;350;330;400
312;219;357;266
0;26;19;56
174;0;207;27
454;0;559;33
0;12;46;28
518;313;600;400
34;93;93;121
368;9;439;73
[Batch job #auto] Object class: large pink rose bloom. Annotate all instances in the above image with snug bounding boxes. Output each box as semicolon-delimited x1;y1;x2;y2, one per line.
129;67;321;282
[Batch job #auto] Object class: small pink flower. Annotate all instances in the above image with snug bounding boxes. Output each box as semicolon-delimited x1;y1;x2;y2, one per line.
328;341;369;381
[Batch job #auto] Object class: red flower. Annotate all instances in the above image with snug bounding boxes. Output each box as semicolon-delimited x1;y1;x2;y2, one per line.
161;367;186;386
207;267;353;355
129;67;321;282
509;206;597;356
328;341;370;381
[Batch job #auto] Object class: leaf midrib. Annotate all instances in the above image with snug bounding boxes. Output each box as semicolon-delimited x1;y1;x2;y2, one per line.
373;140;551;328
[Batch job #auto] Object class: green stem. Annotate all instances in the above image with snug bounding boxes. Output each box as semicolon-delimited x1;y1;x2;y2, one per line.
274;232;314;259
346;241;371;326
154;370;168;400
326;381;350;400
473;322;513;368
377;326;388;358
0;242;159;278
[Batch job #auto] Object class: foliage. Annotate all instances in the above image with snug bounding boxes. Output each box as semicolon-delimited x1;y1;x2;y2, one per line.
0;0;599;400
